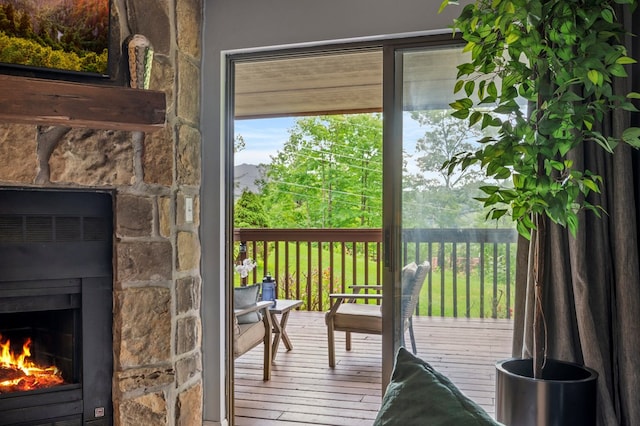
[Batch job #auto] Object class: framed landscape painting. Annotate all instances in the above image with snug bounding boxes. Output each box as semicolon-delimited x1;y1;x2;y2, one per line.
0;0;111;78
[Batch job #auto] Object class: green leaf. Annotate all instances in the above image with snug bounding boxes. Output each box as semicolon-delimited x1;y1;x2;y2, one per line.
505;32;519;44
512;205;526;218
481;113;494;129
547;159;564;172
451;109;470;119
462;41;476;53
559;91;584;102
566;213;579;238
464;80;476;97
469;110;482;127
587;70;602;86
601;8;614;24
516;220;532;240
478;80;486;98
491;209;508;220
627;92;640;99
450;98;473;110
502;73;519;90
456;63;476;78
582;179;601;194
494;167;512;179
609;64;628;78
454;79;464;94
512;173;524;188
622;127;640;148
616;56;637;65
487;81;498;98
438;0;453;14
620;101;639;112
479;185;499;194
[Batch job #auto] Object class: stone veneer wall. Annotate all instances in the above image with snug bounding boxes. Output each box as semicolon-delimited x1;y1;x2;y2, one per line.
0;0;204;424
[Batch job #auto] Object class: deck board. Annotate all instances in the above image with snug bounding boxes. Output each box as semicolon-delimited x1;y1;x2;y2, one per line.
234;311;513;425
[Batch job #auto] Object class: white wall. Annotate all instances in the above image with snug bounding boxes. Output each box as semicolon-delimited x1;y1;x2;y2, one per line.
199;1;469;423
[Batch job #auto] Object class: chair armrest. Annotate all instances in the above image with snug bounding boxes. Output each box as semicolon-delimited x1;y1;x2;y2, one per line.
329;293;383;301
349;285;382;293
234;300;273;318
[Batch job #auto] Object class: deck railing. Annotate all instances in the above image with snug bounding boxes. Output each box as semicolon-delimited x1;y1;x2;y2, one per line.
234;228;518;319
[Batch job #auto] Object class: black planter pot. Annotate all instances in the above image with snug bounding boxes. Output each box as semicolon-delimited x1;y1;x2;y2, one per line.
495;358;598;426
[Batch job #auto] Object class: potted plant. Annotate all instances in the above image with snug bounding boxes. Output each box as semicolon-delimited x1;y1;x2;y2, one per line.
438;0;640;424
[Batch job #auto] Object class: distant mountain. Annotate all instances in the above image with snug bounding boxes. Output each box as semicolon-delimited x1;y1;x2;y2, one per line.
234;163;265;199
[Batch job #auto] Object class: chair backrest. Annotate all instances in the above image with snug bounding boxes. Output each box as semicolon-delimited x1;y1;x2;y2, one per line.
401;261;430;322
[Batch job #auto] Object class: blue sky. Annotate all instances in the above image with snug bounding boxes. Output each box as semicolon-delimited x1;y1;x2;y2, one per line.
234;117;296;165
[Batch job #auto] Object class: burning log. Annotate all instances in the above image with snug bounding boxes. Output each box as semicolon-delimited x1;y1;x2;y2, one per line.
0;335;65;393
0;365;25;382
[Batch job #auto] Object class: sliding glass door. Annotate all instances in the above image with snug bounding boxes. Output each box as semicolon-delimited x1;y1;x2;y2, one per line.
381;43;469;385
227;37;476;401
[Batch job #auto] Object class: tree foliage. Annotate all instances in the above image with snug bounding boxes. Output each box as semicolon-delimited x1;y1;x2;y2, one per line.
403;110;508;228
0;32;107;72
234;190;270;228
411;110;485;189
261;115;383;229
440;0;640;239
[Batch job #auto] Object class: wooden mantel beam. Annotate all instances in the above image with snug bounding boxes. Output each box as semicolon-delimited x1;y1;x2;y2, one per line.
0;75;166;132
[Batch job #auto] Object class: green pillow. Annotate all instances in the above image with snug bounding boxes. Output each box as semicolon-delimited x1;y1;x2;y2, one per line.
373;347;502;426
234;284;261;324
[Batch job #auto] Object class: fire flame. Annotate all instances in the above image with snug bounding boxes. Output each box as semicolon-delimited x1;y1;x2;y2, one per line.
0;334;65;393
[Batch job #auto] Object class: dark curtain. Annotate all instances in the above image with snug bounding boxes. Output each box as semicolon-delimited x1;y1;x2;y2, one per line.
512;5;640;426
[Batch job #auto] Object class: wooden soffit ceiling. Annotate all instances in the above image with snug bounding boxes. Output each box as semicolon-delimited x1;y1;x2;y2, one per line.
233;47;465;119
234;49;383;119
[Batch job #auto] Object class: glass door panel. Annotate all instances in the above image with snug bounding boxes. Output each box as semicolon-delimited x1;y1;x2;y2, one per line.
382;44;478;385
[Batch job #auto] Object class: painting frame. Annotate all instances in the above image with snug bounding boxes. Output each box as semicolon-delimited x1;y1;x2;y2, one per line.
0;0;120;83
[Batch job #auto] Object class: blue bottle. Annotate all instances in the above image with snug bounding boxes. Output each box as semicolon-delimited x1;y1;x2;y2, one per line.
261;273;276;305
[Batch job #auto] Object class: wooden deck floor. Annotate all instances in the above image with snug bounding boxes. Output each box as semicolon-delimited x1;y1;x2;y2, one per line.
234;311;513;426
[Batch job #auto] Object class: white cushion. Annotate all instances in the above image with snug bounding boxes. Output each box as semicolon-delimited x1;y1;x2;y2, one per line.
334;303;382;333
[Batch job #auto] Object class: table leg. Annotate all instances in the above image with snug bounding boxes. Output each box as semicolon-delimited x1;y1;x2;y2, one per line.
279;310;294;350
270;312;283;362
270;310;294;362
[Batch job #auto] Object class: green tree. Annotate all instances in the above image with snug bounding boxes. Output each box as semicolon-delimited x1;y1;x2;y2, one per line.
403;110;502;228
16;12;32;38
411;110;484;189
0;8;11;34
234;190;270;228
1;3;16;35
262;114;382;228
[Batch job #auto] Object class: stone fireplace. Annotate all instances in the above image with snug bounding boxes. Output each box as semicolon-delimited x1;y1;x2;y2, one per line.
0;0;205;424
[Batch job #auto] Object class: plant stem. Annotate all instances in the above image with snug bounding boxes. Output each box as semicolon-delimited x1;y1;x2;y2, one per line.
533;213;546;379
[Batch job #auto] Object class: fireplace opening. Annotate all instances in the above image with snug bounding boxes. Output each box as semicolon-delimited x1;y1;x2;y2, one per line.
0;309;79;394
0;189;113;426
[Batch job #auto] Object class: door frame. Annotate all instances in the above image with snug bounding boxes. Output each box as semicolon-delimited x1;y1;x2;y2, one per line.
224;33;463;407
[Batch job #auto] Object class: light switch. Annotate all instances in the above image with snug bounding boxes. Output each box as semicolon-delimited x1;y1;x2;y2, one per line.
185;197;193;223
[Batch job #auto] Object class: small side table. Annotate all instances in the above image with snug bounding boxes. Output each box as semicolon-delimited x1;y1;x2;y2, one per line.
268;299;303;362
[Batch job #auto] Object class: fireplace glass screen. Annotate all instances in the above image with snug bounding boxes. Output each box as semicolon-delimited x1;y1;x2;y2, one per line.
0;309;79;395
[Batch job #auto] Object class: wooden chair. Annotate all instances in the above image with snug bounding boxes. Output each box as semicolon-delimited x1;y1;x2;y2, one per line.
325;261;430;367
233;300;273;380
